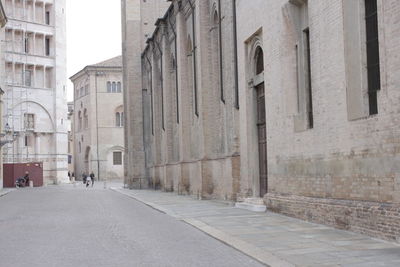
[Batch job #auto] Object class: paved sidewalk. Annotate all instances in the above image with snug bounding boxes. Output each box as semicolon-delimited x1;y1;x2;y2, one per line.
111;188;400;267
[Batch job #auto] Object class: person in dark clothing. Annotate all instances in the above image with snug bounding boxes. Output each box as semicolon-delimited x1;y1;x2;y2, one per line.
68;171;71;181
23;171;30;187
90;172;95;187
82;173;86;184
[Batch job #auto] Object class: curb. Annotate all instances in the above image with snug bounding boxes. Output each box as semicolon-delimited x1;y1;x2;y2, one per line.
0;189;14;198
110;187;294;267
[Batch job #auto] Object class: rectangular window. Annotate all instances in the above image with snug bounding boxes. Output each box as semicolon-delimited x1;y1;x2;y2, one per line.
303;28;313;128
24;37;29;53
68;155;72;164
24;136;29;147
24;113;35;130
365;0;380;115
45;38;50;56
113;152;122;165
24;70;32;86
45;11;50;25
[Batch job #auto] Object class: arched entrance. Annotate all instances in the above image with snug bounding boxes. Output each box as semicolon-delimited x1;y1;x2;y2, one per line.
254;46;267;197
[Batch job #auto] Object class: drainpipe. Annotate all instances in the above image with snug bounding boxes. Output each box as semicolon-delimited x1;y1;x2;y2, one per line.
144;52;154;136
233;0;239;109
218;0;224;103
153;37;165;131
187;0;198;117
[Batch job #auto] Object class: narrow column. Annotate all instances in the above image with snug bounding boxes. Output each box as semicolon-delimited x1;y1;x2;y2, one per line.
33;32;36;55
43;66;46;88
33;64;36;88
33;0;36;22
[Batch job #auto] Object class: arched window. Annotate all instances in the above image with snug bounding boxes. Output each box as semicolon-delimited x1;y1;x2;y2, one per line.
107;81;111;93
117;82;121;93
83;109;88;129
121;112;124;127
112;82;117;93
78;142;81;153
255;47;264;75
115;112;121;127
78;111;82;130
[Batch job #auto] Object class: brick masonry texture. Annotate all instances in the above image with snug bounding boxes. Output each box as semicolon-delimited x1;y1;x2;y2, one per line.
266;193;400;242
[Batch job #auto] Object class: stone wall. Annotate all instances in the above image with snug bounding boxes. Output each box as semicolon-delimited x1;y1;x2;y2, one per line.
141;0;241;200
266;193;400;242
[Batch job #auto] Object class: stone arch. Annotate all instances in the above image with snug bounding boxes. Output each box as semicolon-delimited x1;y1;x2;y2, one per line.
12;100;55;132
247;36;264;80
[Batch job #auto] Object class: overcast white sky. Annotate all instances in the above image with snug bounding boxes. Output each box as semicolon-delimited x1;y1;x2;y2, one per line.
66;0;122;101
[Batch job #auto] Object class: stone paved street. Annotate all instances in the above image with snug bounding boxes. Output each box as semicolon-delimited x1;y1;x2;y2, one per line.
112;187;400;267
0;184;262;267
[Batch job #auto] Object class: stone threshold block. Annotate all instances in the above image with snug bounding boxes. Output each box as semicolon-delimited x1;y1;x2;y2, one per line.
235;198;267;212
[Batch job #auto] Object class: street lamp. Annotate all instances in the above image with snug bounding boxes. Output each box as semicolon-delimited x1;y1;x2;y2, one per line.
0;123;18;147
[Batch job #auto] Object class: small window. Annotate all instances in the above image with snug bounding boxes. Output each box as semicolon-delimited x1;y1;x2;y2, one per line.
112;82;117;93
24;37;29;53
24;135;29;147
45;11;50;25
113;151;122;165
24;70;32;86
45;37;50;56
107;81;111;92
116;112;121;127
24;113;35;130
78;142;81;153
68;155;72;164
117;82;121;93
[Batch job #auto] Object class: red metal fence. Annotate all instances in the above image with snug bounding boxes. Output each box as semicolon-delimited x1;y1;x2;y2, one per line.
3;162;44;187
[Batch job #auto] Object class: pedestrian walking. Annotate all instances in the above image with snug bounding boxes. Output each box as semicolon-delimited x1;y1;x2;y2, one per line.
72;172;75;182
68;171;71;181
82;172;86;184
90;171;95;187
86;175;91;188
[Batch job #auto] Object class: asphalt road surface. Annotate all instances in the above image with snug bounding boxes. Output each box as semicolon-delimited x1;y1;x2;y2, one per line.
0;185;263;267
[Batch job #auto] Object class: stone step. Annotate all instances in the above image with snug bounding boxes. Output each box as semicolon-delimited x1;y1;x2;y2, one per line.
235;198;266;212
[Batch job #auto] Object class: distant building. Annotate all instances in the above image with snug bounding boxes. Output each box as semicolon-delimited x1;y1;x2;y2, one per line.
2;0;68;185
70;56;124;181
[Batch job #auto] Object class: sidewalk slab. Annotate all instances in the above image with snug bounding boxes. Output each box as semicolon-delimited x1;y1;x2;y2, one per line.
111;188;400;267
